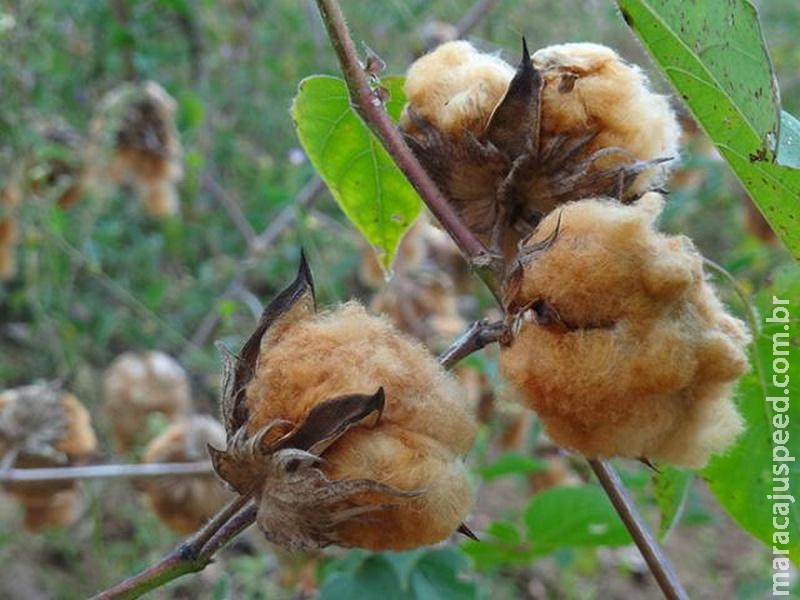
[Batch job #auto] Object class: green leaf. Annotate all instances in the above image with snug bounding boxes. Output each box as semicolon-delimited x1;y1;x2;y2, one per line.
319;549;477;600
524;485;632;553
777;111;800;168
652;467;693;539
703;264;800;565
617;0;800;258
409;549;478;600
477;452;545;481
292;75;421;268
319;555;406;600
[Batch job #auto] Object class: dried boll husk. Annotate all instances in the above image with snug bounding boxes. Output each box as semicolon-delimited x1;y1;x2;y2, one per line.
141;415;234;534
86;81;182;216
499;194;749;468
210;256;477;551
0;383;97;531
103;351;192;453
400;40;680;261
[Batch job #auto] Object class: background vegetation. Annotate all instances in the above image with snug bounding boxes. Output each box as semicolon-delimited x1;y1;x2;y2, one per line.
0;1;797;598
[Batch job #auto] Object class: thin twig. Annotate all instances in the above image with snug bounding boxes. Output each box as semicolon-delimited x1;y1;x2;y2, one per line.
201;172;258;248
314;0;502;299
314;3;688;599
0;461;213;483
184;176;325;354
90;496;257;600
454;0;501;39
589;460;689;600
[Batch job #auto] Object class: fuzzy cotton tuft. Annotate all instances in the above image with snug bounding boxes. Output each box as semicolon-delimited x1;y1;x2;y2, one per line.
500;194;749;468
532;43;681;195
400;40;515;137
245;301;476;550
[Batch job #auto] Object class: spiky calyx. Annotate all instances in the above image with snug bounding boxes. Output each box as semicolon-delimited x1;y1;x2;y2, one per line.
499;194;749;468
210;255;477;551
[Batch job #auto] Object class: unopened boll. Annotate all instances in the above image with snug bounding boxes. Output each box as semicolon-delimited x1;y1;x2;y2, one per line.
103;351;191;453
499;194;749;468
0;383;97;531
210;257;477;551
142;415;233;534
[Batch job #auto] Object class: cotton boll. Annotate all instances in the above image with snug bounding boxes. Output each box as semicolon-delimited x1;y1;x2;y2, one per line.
532;42;681;197
103;351;192;453
500;194;749;468
0;384;97;531
141;415;233;534
210;257;477;551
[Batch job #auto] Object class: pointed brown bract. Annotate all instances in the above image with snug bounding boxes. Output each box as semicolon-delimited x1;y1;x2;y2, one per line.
499;195;750;468
211;257;477;551
400;39;681;263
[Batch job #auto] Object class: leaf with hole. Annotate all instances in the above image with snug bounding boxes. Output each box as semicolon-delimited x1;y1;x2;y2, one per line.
617;0;800;258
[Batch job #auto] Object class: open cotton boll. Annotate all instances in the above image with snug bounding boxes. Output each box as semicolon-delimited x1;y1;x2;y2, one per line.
532;42;681;197
142;415;233;534
500;194;749;468
103;351;192;453
399;39;682;262
210;257;477;551
0;384;97;531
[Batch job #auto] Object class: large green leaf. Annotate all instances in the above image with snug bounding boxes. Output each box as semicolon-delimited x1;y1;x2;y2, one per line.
524;485;632;553
652;467;693;539
617;0;800;258
292;75;421;268
703;265;800;565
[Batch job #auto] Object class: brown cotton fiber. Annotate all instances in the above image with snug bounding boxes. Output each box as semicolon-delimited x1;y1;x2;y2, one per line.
399;40;681;260
532;42;680;196
244;300;476;550
103;351;191;453
401;40;515;138
500;194;749;468
142;415;233;534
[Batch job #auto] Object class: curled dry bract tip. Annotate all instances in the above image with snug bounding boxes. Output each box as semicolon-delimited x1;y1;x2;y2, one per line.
210;254;477;551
